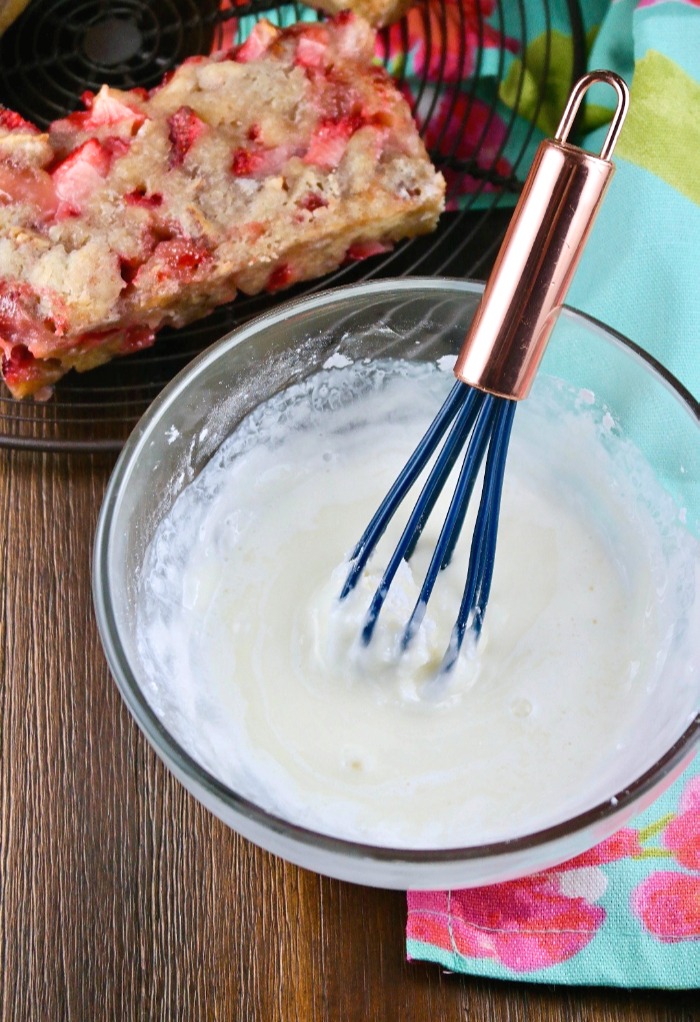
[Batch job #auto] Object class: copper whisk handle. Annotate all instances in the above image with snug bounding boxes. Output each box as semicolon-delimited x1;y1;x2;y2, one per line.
454;70;630;400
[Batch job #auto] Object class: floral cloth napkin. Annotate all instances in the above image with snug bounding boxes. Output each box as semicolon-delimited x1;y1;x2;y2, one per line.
407;768;700;987
406;0;700;990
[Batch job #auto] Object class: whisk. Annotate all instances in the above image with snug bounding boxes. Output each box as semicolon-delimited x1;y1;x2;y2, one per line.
340;71;630;673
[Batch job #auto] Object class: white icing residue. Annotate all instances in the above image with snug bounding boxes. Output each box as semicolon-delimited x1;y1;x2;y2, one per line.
437;354;457;373
136;360;699;849
323;352;353;370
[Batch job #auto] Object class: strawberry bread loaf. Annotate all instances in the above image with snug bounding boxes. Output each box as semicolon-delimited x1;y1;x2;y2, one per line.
0;13;444;398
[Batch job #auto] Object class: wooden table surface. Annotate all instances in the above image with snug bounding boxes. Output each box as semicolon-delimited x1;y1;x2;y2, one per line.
1;447;698;1022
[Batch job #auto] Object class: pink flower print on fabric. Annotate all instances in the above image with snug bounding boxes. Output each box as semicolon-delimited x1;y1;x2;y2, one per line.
382;0;518;85
562;828;643;869
662;775;700;871
631;872;700;943
637;0;700;8
630;776;700;943
422;93;514;205
408;867;607;972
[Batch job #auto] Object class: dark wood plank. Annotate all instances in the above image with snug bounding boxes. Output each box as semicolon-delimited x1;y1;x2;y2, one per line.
0;448;697;1021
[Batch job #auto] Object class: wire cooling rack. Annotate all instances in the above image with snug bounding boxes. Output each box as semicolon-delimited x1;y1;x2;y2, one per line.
0;0;585;451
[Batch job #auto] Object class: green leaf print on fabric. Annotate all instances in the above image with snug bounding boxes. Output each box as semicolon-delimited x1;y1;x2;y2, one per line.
615;49;700;205
498;28;610;138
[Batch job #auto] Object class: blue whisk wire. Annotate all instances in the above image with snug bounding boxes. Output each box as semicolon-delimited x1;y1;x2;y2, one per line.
357;387;484;646
340;378;517;670
400;394;498;651
441;398;516;673
339;380;472;601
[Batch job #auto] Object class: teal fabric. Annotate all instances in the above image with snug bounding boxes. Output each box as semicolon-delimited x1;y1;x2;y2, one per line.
569;157;700;402
407;0;700;990
569;2;700;400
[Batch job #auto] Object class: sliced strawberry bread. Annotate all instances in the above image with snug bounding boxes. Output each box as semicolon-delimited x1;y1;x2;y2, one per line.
0;14;444;398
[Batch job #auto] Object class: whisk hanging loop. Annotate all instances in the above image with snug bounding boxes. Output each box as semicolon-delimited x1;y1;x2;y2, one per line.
340;71;630;671
554;69;629;160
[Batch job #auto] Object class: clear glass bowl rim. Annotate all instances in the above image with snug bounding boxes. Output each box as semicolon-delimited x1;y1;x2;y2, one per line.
92;276;700;870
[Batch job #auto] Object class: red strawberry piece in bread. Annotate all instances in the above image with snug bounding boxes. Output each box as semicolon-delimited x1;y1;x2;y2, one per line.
0;106;39;133
51;86;146;136
167;106;207;167
233;20;280;62
51;139;112;218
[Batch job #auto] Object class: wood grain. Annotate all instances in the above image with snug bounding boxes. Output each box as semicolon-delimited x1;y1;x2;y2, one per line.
0;448;697;1021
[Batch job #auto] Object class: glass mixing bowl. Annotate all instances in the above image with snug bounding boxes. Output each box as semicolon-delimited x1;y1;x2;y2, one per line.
93;279;700;890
